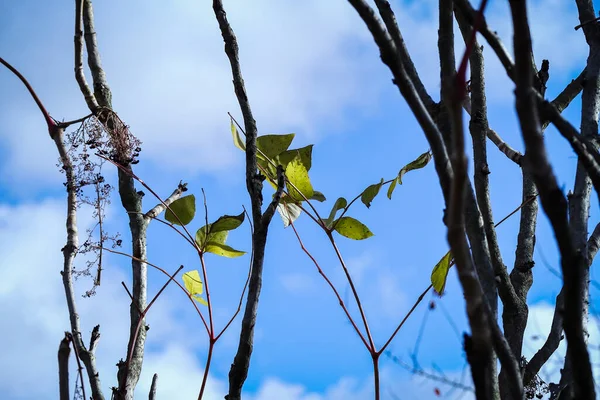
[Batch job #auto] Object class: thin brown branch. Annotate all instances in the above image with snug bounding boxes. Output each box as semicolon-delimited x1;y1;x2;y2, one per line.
100;247;210;334
216;210;255;341
0;56;58;136
379;284;433;354
327;232;375;351
288;220;370;349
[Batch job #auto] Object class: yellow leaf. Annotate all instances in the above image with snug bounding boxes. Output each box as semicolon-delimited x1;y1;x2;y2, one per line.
431;251;453;295
231;119;246;151
182;270;208;306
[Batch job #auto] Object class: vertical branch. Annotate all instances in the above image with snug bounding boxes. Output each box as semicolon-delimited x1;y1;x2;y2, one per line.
0;55;106;400
74;0;98;110
55;124;105;400
58;334;71;400
508;0;595;398
149;374;158;400
78;2;149;398
212;3;285;399
558;2;600;398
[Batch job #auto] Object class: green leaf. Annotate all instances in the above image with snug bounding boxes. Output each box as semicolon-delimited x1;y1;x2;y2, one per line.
285;154;314;201
431;251;453;295
310;191;326;202
205;242;246;258
398;151;432;184
361;178;384;208
325;197;347;228
277;201;302;227
257;134;295;159
333;216;374;240
165;195;196;226
182;270;208;306
387;178;398;200
211;212;245;233
277;145;313;171
231;119;246;151
195;227;228;248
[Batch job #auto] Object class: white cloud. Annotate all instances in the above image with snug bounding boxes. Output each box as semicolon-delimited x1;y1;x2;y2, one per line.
0;0;587;185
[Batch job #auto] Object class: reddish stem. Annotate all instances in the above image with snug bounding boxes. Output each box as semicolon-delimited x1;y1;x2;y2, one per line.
125;265;184;380
0;56;57;135
326;232;376;351
199;254;215;335
289;220;370;349
372;353;380;400
198;339;215;400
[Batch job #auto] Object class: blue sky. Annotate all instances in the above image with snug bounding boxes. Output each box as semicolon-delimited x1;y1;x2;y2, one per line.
2;0;600;399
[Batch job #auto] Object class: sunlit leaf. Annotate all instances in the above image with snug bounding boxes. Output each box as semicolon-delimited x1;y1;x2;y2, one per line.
285;154;314;201
165;195;196;226
398;151;432;184
205;242;246;258
333;216;373;240
195;226;228;248
431;250;453;295
231;119;246;151
387;178;398;199
257;134;295;159
325;197;347;228
277;201;302;227
361;178;384;208
182;270;208;306
310;191;326;202
277;145;313;171
211;212;245;233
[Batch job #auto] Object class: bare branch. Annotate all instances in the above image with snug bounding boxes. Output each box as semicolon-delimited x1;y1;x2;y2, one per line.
454;0;514;79
144;182;188;220
463;96;523;165
212;2;286;398
588;222;600;261
74;0;98;110
524;289;565;385
79;2;151;397
149;374;158;400
261;166;284;227
508;0;595;398
373;0;436;111
347;0;453;202
58;334;71;400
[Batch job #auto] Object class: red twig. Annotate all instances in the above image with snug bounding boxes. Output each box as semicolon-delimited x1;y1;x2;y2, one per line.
289;220;370;349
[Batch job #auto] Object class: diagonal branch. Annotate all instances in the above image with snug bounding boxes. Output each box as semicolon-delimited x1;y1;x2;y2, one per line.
373;0;436;111
347;0;453;202
144;182;188;220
